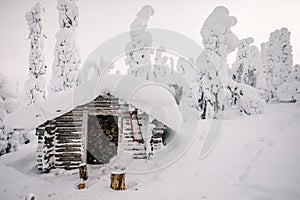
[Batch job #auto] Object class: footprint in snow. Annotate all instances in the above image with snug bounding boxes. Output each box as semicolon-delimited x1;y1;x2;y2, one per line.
266;140;274;147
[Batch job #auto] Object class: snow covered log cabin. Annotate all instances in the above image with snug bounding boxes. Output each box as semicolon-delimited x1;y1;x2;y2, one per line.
4;74;182;172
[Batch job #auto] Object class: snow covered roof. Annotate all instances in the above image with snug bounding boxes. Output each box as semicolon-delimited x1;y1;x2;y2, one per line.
4;74;182;131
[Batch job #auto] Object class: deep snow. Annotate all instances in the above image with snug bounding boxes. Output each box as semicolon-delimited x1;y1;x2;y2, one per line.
0;103;300;200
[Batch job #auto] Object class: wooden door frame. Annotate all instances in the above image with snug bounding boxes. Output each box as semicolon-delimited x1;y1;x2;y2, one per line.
81;109;123;164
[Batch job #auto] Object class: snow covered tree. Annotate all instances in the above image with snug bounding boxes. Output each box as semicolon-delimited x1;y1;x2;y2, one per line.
231;37;254;84
125;5;154;80
176;58;200;109
197;6;265;118
250;45;268;99
277;64;300;102
152;47;169;82
231;38;267;98
49;0;81;93
196;53;218;119
145;46;187;107
0;74;19;156
24;2;47;105
197;6;238;118
262;28;293;101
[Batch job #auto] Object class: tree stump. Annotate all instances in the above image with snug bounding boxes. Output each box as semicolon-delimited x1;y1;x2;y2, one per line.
110;172;125;190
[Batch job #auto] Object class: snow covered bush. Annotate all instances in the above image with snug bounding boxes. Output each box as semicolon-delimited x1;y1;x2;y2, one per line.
277;64;300;102
0;74;20;156
197;6;238;118
227;80;265;115
49;0;81;93
261;28;293;101
24;2;47;105
125;5;154;80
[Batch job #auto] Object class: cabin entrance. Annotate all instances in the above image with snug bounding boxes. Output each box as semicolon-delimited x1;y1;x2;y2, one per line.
87;114;119;164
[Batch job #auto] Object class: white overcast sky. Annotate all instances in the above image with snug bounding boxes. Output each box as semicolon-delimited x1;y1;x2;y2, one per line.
0;0;299;92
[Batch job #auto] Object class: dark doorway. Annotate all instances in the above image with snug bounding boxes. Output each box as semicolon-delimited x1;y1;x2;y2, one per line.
87;115;119;164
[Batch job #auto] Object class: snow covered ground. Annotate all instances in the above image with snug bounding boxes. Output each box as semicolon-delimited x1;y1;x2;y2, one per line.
0;103;300;200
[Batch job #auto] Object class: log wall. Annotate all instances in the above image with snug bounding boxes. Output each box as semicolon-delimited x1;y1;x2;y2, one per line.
36;93;166;172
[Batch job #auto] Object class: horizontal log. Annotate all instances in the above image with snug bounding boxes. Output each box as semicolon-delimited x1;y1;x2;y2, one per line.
56;143;82;147
55;130;81;135
56;157;82;162
55;153;82;157
55;118;82;123
56;127;82;132
56;138;81;142
55;148;81;153
55;122;83;127
56;139;82;144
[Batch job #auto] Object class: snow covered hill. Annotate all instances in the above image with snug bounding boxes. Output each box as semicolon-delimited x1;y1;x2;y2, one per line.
0;103;300;200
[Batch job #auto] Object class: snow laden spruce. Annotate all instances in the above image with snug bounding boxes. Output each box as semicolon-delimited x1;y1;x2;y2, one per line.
277;64;300;102
197;6;265;118
49;0;81;93
230;38;267;100
125;6;182;117
125;5;154;80
124;5;267;119
197;6;238;119
24;2;47;105
261;28;293;102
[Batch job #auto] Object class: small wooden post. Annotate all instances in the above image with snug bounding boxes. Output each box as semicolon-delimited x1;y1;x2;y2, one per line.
78;163;88;189
110;171;125;190
79;163;88;181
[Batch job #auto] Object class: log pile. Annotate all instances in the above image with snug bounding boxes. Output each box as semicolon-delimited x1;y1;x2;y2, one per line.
96;115;119;144
87;115;118;164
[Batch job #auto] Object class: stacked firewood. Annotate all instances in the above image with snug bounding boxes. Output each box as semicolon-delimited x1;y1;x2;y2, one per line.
87;115;118;164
